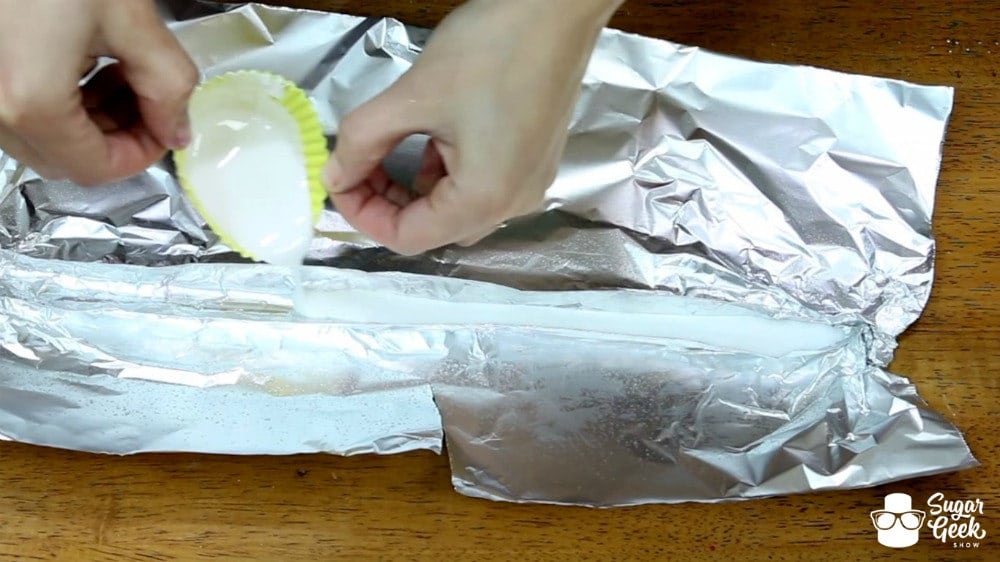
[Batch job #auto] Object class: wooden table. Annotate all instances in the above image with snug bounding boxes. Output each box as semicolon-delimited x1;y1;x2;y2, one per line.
1;1;996;560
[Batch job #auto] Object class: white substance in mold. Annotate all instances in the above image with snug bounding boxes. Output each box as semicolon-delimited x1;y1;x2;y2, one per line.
186;79;313;267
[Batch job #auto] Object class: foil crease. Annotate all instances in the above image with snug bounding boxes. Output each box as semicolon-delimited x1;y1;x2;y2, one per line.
0;1;976;506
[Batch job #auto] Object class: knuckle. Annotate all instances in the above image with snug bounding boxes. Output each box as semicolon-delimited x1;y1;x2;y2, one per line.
518;191;547;214
177;61;200;94
160;60;199;102
0;88;39;129
468;188;515;220
542;166;560;189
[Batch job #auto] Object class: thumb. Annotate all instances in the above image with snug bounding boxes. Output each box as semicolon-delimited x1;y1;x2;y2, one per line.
101;2;200;150
324;86;423;195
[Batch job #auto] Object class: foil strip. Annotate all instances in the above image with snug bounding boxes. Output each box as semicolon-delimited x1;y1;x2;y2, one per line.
0;1;976;506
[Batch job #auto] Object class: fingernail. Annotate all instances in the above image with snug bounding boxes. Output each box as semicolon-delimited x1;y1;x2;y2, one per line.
322;157;342;192
173;112;192;149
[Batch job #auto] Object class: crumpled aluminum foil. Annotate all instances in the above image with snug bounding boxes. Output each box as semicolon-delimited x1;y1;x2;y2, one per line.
0;1;977;506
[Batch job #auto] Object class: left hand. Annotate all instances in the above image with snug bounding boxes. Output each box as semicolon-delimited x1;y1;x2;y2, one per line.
0;0;198;186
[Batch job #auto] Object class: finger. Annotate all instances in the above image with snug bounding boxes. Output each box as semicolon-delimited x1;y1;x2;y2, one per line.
17;89;165;186
101;2;200;150
457;230;493;248
413;139;446;196
329;165;418;252
387;177;513;255
0;126;65;180
328;176;415;248
324;85;426;195
385;183;416;207
457;220;510;248
365;166;416;207
455;198;542;248
516;195;547;218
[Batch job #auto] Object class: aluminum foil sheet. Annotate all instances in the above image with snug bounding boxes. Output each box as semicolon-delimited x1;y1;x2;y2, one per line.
0;1;977;506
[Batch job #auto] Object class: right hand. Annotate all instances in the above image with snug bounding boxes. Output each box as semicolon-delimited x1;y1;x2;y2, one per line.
0;0;199;186
324;0;623;255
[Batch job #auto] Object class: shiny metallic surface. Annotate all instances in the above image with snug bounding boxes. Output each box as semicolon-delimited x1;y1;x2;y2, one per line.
0;2;976;506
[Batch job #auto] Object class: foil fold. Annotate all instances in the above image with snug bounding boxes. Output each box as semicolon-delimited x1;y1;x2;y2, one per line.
0;1;976;506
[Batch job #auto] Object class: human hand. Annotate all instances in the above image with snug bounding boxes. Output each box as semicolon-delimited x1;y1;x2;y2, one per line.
0;0;199;186
323;0;622;255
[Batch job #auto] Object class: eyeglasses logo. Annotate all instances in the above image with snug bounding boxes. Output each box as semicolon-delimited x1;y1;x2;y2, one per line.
870;493;926;548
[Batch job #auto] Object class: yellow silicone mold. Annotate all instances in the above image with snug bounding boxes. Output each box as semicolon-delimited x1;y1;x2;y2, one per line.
173;70;328;260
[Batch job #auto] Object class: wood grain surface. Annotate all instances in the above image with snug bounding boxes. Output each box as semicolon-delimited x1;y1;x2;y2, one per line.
1;1;997;560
